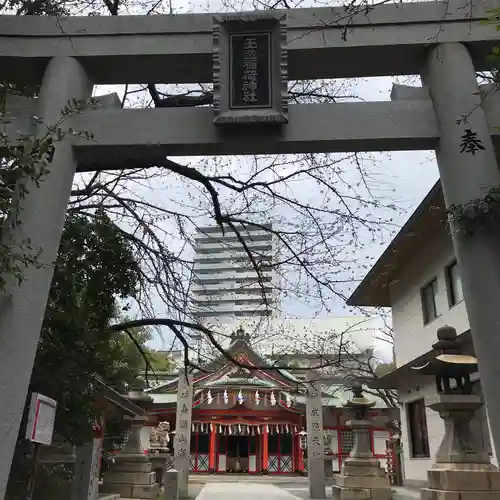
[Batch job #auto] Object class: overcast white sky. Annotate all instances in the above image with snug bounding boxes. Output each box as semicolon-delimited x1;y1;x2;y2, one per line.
95;77;439;361
92;2;442;361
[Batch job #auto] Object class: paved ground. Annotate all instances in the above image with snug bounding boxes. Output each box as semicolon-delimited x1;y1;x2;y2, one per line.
195;482;304;500
186;478;421;500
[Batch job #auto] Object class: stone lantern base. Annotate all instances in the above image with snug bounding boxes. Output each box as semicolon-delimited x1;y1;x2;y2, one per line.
421;463;500;500
420;394;500;500
332;420;392;500
100;454;160;499
332;458;392;500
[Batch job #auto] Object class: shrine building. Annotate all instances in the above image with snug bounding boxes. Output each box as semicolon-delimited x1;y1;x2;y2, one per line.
143;328;398;475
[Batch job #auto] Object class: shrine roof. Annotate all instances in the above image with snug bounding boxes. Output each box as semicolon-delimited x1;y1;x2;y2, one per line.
147;383;390;408
207;377;279;388
146;336;300;394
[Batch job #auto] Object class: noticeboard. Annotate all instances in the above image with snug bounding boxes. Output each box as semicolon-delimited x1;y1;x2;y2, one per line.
26;392;57;445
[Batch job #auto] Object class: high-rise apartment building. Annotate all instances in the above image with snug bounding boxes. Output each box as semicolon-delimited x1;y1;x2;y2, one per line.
192;223;278;328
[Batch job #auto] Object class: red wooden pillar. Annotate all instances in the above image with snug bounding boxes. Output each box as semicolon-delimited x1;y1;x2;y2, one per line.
262;425;269;472
209;425;216;473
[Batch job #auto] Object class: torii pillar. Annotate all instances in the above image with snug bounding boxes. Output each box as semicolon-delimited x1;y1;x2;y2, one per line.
423;42;500;460
0;57;93;499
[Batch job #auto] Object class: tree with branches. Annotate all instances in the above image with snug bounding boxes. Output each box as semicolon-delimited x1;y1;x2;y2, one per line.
0;1;407;493
0;0;404;402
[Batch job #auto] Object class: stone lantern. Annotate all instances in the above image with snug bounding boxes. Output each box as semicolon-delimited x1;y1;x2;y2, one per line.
101;386;160;499
413;325;500;500
332;382;392;500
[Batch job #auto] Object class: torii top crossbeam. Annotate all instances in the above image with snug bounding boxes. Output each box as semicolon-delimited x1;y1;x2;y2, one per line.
0;0;498;85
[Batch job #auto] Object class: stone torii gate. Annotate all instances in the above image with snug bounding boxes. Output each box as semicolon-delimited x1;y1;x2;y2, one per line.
1;1;500;496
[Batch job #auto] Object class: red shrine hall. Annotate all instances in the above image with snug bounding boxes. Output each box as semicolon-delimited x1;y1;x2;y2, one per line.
144;334;397;474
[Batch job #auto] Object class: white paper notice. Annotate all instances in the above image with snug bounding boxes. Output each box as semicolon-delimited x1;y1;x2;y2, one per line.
26;393;57;445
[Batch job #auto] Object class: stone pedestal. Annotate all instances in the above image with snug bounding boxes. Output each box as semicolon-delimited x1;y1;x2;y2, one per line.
163;468;179;500
100;415;160;499
332;420;392;500
100;454;160;499
72;439;101;500
420;394;500;500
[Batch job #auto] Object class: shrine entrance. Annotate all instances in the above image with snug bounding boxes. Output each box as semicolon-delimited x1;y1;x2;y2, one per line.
227;435;250;472
217;429;261;473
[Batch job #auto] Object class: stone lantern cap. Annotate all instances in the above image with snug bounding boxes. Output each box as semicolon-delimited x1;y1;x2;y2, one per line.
412;325;478;395
343;382;375;422
344;381;376;410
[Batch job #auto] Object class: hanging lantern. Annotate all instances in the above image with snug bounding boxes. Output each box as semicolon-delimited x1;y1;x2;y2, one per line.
299;429;307;450
251;426;255;436
285;392;292;408
229;425;232;435
270;391;277;406
207;389;213;405
210;422;213;432
276;424;280;434
237;389;244;405
255;390;260;406
266;424;269;434
238;424;242;434
257;425;261;435
192;423;196;432
286;424;290;434
223;389;229;405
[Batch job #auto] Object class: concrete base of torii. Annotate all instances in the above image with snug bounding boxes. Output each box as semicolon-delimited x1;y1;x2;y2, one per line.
332;420;392;500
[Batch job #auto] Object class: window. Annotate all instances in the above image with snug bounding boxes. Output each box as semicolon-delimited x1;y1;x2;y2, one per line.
446;260;464;307
280;434;293;454
407;399;430;458
268;435;279;454
197;433;210;454
218;435;228;453
421;278;438;324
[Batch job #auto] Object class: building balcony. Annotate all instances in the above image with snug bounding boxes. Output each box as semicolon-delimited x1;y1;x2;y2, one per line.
192;280;272;292
194;252;273;264
193;269;274;282
193;294;275;305
192;301;274;314
195;239;272;255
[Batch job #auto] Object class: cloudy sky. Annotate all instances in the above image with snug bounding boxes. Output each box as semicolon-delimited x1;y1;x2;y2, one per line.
92;2;442;361
95;79;439;361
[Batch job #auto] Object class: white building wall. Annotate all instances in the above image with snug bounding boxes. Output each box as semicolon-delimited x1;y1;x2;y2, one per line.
387;226;497;485
389;229;469;368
